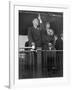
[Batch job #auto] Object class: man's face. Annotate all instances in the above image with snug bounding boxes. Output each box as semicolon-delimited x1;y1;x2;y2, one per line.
33;18;39;27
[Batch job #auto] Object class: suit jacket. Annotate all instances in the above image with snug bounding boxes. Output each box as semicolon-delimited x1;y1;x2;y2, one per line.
55;38;63;50
28;27;42;47
41;30;54;45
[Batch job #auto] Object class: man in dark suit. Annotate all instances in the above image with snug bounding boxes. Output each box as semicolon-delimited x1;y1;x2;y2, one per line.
41;22;55;50
55;34;63;50
28;18;43;74
28;18;42;49
55;33;63;72
41;22;56;73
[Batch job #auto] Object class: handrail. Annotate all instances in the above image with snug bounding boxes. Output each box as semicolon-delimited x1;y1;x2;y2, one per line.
19;49;63;53
19;47;32;49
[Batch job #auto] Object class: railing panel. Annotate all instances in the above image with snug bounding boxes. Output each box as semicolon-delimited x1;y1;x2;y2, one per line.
19;49;63;79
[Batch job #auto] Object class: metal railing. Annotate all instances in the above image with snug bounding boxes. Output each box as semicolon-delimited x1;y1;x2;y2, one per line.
19;47;63;79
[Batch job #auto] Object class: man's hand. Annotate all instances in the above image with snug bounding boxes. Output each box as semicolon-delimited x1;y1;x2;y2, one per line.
48;43;52;46
31;42;35;50
38;13;42;23
48;43;52;50
32;45;35;49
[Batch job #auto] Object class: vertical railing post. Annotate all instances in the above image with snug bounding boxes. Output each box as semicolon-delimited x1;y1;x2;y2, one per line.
32;51;35;77
43;50;47;74
29;51;32;73
36;48;42;77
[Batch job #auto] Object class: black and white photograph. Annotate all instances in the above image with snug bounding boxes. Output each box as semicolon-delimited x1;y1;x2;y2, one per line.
0;0;71;89
19;10;63;79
